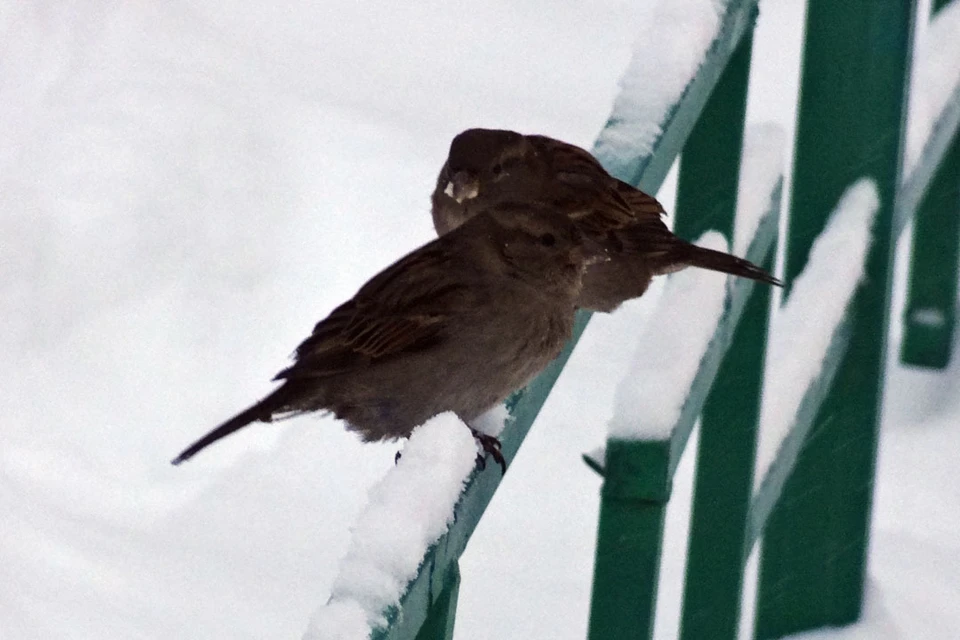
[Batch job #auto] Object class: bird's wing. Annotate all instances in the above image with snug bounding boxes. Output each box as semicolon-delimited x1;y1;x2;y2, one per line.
528;136;665;229
614;179;668;218
553;180;675;257
527;135;682;259
274;244;469;380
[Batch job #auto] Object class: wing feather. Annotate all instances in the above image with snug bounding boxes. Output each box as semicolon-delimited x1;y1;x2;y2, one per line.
274;242;469;381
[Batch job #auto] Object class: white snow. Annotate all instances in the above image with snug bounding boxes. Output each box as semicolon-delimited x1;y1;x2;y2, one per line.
754;179;879;486
609;232;730;440
307;413;477;635
734;123;786;255
594;0;725;164
304;601;369;640
904;0;960;172
908;307;947;328
467;404;510;438
4;1;960;639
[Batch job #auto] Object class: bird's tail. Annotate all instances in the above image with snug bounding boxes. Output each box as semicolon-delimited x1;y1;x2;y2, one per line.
657;242;781;287
171;387;292;465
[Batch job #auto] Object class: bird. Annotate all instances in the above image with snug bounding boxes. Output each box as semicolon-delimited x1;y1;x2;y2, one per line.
171;202;605;468
431;128;781;312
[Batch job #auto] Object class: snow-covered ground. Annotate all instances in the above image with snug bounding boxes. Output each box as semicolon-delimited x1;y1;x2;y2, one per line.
3;1;959;639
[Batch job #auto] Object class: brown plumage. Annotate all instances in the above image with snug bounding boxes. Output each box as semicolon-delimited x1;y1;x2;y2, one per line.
172;203;602;465
431;128;781;312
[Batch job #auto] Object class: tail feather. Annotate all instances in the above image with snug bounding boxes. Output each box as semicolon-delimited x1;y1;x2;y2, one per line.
171;389;289;465
659;242;781;287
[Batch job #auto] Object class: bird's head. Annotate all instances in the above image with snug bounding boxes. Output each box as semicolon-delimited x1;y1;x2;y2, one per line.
432;128;546;234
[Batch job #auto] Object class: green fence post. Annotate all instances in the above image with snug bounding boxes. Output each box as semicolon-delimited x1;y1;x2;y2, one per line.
755;2;917;638
671;29;766;640
682;252;772;640
900;0;960;369
587;441;671;640
413;564;461;640
673;32;751;244
900;132;960;368
900;135;960;368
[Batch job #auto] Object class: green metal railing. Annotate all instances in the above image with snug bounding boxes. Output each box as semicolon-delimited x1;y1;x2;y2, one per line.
753;2;916;636
901;0;960;368
363;0;960;638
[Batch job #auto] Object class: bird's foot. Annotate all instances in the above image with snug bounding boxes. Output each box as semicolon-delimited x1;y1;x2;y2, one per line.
470;428;506;475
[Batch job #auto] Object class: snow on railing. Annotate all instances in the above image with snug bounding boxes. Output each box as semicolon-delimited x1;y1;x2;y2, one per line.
734;124;786;256
893;1;960;236
608;123;784;444
594;0;759;193
305;414;478;637
904;0;960;173
898;1;960;368
596;0;726;168
896;0;960;237
609;232;730;441
752;180;879;498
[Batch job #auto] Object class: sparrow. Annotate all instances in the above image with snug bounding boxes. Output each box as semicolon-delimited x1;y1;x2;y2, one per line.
431;128;781;312
172;203;605;467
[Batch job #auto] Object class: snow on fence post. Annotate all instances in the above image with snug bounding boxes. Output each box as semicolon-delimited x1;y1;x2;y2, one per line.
754;1;918;637
900;0;960;368
749;180;879;546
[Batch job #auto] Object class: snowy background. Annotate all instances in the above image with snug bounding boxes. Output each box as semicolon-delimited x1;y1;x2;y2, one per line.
3;0;959;638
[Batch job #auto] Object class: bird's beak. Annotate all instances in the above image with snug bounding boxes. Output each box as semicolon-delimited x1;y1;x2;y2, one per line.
444;171;480;204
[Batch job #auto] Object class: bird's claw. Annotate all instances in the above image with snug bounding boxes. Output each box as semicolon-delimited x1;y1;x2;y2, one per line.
470;428;506;475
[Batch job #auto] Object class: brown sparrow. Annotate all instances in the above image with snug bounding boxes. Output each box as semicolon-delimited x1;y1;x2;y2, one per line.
431;128;780;312
172;202;604;466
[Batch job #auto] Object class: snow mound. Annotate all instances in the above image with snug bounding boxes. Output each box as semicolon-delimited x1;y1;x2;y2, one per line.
307;413;477;635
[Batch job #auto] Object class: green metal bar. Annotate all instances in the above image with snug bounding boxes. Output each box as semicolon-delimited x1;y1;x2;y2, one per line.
374;1;764;637
681;266;774;639
674;31;752;242
900;132;960;368
894;1;960;367
674;34;765;640
681;250;773;640
899;0;960;369
587;490;668;640
755;1;917;638
414;565;461;640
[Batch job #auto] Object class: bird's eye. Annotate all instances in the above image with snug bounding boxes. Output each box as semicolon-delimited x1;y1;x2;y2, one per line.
539;233;556;247
492;163;503;176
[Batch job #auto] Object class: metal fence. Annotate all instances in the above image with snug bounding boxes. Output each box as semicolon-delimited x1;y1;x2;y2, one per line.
371;1;960;638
